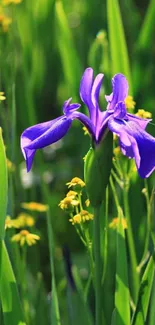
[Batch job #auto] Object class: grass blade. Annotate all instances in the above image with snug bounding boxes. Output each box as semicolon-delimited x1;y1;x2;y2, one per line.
137;0;155;51
115;207;130;325
0;240;26;325
132;253;155;325
0;129;8;240
107;0;132;93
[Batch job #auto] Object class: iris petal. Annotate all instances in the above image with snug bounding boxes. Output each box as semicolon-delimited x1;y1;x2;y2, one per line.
80;68;94;114
21;117;72;171
105;74;129;111
108;117;155;178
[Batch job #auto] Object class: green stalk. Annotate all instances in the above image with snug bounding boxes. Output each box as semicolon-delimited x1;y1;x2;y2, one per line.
93;206;102;325
123;186;139;302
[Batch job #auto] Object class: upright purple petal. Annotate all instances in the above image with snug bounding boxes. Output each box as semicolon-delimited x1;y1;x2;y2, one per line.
80;68;94;109
108;117;155;178
105;74;129;111
63;98;81;115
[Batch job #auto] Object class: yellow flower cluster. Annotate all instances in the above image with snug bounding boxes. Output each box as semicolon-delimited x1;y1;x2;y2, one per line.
0;13;12;32
0;91;6;101
113;146;121;158
59;196;79;211
82;126;89;136
125;95;136;111
109;217;127;230
69;210;94;225
21;202;48;212
5;213;35;229
135;109;152;119
11;230;40;246
66;177;85;191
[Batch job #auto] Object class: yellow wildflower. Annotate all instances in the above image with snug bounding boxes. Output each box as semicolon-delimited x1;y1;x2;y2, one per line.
5;216;20;229
135;109;152;119
66;190;78;199
59;197;79;211
16;213;35;227
113;146;121;157
21;202;48;212
109;217;127;230
11;230;40;246
0;15;12;32
2;0;22;5
0;91;6;101
125;96;136;111
69;210;94;225
113;133;117;141
85;199;90;207
6;158;15;172
66;177;85;191
82;126;89;136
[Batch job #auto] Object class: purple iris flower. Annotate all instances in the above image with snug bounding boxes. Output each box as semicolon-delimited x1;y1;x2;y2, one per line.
21;67;155;178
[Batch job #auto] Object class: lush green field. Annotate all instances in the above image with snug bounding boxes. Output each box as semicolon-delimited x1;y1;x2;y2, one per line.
0;0;155;324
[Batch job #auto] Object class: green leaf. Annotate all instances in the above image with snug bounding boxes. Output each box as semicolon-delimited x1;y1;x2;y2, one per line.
115;207;130;325
132;253;155;325
0;129;8;240
137;0;155;51
107;0;132;93
0;240;25;325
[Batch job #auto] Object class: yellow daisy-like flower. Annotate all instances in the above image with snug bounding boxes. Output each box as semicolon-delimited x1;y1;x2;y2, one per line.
109;217;127;230
16;213;35;228
125;95;136;111
6;158;15;172
69;210;94;225
66;177;85;191
11;230;40;246
59;197;79;211
135;109;152;119
5;216;20;229
66;190;78;199
0;91;6;101
21;202;48;212
2;0;22;5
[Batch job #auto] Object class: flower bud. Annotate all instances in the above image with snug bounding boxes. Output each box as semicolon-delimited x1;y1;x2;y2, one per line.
84;131;113;207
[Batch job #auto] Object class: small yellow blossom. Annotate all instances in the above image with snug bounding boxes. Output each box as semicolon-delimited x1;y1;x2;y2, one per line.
125;96;136;111
11;230;40;246
113;133;117;141
21;202;48;212
59;197;79;211
66;190;78;199
141;188;147;196
109;217;127;230
6;158;15;172
113;146;121;157
0;15;12;32
82;126;89;136
135;109;152;119
5;216;20;229
2;0;22;5
69;210;94;225
66;177;85;191
0;91;6;101
85;199;90;207
16;213;35;227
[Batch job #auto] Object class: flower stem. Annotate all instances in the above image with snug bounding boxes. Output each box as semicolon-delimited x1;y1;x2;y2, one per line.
93;206;102;325
123;185;139;302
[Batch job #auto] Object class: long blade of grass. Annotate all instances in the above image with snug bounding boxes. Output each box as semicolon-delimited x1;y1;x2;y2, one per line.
132;253;155;325
107;0;132;93
115;207;130;325
137;0;155;51
0;128;8;240
0;240;26;325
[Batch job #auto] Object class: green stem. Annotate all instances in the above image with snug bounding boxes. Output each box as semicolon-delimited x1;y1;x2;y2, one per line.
123;186;139;302
93;206;102;325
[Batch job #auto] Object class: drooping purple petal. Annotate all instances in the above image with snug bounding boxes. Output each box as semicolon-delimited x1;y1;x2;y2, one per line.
108;117;155;178
105;74;129;111
21;116;72;171
127;113;151;130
